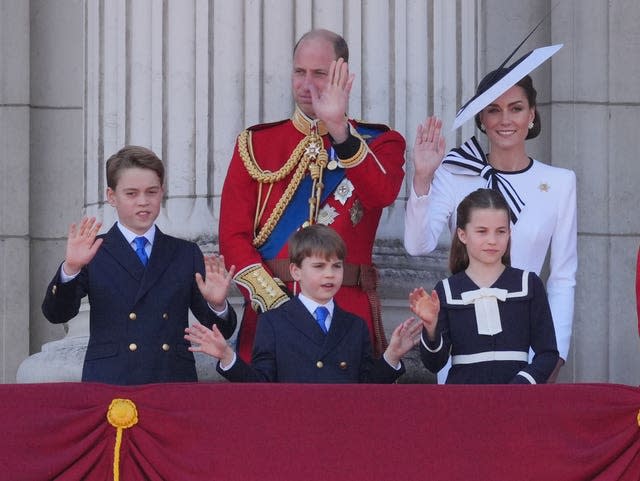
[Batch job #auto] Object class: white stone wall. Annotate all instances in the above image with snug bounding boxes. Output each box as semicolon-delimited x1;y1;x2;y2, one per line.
551;0;640;383
0;0;30;382
2;0;639;384
29;0;85;359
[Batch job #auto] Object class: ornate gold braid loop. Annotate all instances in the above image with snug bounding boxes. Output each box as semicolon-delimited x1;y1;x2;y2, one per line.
252;155;310;248
239;129;323;248
238;130;306;183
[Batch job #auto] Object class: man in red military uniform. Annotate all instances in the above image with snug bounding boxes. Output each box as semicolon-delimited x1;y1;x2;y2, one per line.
220;29;406;362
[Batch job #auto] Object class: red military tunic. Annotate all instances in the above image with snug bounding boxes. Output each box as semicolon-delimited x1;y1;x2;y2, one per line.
220;107;405;362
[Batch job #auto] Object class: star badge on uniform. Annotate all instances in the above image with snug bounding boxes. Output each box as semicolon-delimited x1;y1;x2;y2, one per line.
334;178;355;205
538;182;550;192
305;141;322;160
317;205;339;225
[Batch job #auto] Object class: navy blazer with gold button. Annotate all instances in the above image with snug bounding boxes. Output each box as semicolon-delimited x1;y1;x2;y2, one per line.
42;223;237;385
218;296;404;383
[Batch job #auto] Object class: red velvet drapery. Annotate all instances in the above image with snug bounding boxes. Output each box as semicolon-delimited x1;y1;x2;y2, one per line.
1;382;639;480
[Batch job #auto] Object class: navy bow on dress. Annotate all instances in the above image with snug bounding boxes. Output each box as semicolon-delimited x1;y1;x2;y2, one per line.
441;136;525;224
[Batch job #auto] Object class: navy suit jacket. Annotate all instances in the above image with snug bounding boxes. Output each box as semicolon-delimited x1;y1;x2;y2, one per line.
42;223;237;385
218;296;404;383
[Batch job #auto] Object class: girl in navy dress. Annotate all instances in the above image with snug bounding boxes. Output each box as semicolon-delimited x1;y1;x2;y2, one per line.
409;188;558;384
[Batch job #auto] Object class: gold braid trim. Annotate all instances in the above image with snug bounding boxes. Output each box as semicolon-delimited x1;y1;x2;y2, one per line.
252;150;311;248
238;129;304;183
238;108;331;247
338;124;387;173
337;138;367;168
234;263;290;312
238;126;325;248
292;106;329;136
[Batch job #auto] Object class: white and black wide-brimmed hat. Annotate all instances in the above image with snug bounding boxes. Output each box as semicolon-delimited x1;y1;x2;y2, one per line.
452;3;565;132
452;44;562;132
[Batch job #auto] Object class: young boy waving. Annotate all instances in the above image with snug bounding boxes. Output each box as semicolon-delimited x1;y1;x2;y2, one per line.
186;224;420;383
42;146;237;385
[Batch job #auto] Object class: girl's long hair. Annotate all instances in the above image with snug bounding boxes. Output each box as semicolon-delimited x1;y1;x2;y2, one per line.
449;188;512;274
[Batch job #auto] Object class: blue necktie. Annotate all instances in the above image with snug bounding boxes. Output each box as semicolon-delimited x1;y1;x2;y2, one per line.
314;306;329;334
133;236;148;266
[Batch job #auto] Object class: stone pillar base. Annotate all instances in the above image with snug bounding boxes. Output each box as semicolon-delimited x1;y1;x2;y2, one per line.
17;307;90;383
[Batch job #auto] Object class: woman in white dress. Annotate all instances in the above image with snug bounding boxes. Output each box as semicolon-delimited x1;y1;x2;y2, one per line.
404;69;577;383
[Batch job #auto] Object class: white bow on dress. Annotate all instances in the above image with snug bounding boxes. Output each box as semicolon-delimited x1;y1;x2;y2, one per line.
460;287;508;335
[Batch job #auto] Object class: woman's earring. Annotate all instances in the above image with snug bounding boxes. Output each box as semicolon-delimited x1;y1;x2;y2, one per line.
528;121;534;130
479;124;486;132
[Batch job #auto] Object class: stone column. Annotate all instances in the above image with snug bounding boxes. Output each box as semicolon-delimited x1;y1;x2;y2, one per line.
17;0;85;383
551;0;640;384
0;0;30;383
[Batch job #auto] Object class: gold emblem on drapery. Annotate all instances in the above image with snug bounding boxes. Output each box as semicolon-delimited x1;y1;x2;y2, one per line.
107;398;139;481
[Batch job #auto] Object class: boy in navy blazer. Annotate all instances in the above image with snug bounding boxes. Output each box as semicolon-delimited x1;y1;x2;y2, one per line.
42;146;237;385
185;224;420;383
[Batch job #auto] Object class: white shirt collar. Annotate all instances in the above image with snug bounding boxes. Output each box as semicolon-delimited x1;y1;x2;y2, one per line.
298;293;334;318
117;222;156;247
